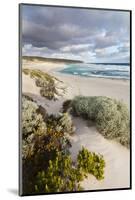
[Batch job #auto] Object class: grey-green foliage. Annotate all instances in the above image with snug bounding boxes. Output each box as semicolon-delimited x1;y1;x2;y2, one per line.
22;134;36;159
22;96;74;159
77;147;105;180
22;96;47;138
71;96;130;148
22;95;106;194
22;96;47;159
56;113;76;135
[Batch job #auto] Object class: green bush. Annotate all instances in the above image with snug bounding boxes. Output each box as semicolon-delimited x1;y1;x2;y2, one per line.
77;147;105;180
35;152;83;193
35;148;105;193
22;96;48;159
22;134;35;159
46;113;75;154
22;68;66;100
71;96;130;148
22;96;72;159
22;96;74;194
22;95;106;194
47;113;75;135
56;113;75;135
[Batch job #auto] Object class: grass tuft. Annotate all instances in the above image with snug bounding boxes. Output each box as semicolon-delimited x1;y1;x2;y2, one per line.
23;68;66;100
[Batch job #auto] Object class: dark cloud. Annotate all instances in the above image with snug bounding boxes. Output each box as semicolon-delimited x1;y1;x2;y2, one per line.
21;5;130;62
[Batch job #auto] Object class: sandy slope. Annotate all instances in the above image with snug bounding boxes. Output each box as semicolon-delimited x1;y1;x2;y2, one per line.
22;61;130;190
69;117;130;190
52;72;130;107
22;60;66;73
22;74;40;95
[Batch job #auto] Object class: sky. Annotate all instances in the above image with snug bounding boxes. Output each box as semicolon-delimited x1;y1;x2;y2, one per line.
21;5;130;63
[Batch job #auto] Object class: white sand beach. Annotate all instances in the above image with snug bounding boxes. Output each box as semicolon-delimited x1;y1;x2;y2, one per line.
22;60;130;190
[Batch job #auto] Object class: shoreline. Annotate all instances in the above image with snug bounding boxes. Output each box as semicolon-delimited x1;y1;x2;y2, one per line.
50;65;130;83
51;69;130;107
52;69;129;84
22;59;130;83
22;60;130;106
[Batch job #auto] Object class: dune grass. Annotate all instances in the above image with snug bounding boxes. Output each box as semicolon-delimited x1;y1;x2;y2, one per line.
23;68;66;100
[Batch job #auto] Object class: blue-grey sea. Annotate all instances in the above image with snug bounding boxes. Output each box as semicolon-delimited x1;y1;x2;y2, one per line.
59;63;130;80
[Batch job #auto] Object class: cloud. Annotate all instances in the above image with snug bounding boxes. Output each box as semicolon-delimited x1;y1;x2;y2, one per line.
21;5;130;62
118;42;130;53
60;44;93;53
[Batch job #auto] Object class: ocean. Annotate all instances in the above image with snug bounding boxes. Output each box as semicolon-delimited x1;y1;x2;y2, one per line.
59;63;130;80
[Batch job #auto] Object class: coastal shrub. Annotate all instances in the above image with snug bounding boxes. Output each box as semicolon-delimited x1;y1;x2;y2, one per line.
22;96;49;160
22;96;74;193
22;96;47;139
22;97;72;158
71;96;130;148
22;94;106;194
47;112;75;136
45;113;75;154
35;148;105;193
77;147;105;180
56;113;76;135
22;68;66;100
44;127;71;154
22;134;35;159
35;152;83;193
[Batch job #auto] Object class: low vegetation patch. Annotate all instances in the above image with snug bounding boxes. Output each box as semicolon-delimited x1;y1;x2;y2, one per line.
70;96;130;148
22;95;105;194
35;152;83;193
22;95;47;139
47;112;75;135
23;68;66;100
77;147;105;180
22;96;72;160
23;56;83;64
35;147;105;193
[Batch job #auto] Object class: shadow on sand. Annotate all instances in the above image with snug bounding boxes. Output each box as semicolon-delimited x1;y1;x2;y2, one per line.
7;188;18;196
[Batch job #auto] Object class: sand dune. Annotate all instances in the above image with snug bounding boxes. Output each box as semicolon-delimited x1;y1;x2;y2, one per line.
22;61;130;190
69;117;130;190
22;59;66;73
